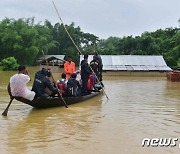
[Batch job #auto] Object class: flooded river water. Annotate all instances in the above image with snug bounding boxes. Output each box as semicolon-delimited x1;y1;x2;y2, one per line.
0;67;180;154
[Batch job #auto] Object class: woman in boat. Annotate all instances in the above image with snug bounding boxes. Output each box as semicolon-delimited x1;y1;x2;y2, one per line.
87;74;98;93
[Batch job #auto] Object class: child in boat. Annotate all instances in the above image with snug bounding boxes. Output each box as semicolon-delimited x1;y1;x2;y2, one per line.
57;73;67;96
66;73;81;97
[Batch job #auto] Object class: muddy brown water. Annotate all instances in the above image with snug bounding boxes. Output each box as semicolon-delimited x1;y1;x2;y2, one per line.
0;67;180;154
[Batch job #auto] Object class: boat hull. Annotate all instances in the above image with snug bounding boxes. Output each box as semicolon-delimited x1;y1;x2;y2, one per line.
14;90;103;108
167;71;180;82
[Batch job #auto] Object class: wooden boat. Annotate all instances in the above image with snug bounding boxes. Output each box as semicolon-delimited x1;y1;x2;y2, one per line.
167;70;180;82
14;90;103;109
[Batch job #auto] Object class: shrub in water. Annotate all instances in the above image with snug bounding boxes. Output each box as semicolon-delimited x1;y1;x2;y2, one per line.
1;57;19;71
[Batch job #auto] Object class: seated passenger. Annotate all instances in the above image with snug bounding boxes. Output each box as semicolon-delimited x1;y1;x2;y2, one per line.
66;73;81;97
87;74;99;92
47;69;55;86
45;70;57;96
8;65;35;101
75;70;82;85
32;68;58;98
57;73;67;96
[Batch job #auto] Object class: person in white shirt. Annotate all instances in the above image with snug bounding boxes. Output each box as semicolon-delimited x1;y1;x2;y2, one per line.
8;65;35;101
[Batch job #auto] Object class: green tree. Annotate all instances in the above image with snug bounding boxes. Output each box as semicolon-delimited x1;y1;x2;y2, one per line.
0;18;58;65
0;17;179;67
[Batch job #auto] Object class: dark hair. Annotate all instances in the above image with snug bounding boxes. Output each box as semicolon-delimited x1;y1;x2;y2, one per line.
18;65;25;71
71;73;77;79
84;54;88;59
61;73;66;79
40;68;48;76
94;52;98;56
93;55;97;59
46;71;52;77
67;56;72;59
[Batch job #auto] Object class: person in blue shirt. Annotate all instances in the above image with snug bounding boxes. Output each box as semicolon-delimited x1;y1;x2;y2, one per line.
32;68;58;98
80;54;92;96
95;52;103;80
66;73;81;97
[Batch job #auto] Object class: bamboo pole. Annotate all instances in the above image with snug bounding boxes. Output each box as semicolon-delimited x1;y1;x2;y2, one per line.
51;1;109;100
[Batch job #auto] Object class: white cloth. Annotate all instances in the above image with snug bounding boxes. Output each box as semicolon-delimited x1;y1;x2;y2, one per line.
76;72;82;85
10;73;35;101
57;79;67;85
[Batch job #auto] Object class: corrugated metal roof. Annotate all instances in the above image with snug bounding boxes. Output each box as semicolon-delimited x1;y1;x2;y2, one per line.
44;55;65;60
79;55;172;71
37;55;65;64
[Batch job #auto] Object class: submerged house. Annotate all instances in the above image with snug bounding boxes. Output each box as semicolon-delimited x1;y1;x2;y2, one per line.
37;55;65;72
80;55;172;76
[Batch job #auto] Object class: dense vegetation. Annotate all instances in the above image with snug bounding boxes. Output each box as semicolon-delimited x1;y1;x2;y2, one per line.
0;57;18;71
0;18;99;66
98;28;180;67
0;17;179;68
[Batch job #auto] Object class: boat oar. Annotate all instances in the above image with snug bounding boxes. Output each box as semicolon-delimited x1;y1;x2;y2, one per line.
2;97;14;116
58;91;68;108
52;76;68;108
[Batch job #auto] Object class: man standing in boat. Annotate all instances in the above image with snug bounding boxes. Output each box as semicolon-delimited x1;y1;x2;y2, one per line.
8;65;35;101
90;55;99;79
81;54;92;96
94;52;103;82
64;56;75;79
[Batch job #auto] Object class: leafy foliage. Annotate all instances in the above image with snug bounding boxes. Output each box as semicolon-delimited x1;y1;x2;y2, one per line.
96;28;180;67
0;57;18;71
0;17;179;67
0;18;99;65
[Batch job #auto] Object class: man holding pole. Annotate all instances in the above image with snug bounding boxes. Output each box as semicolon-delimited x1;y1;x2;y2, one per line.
94;52;103;81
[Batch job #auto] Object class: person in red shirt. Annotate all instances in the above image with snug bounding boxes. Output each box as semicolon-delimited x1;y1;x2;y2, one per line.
64;56;75;79
87;74;99;92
